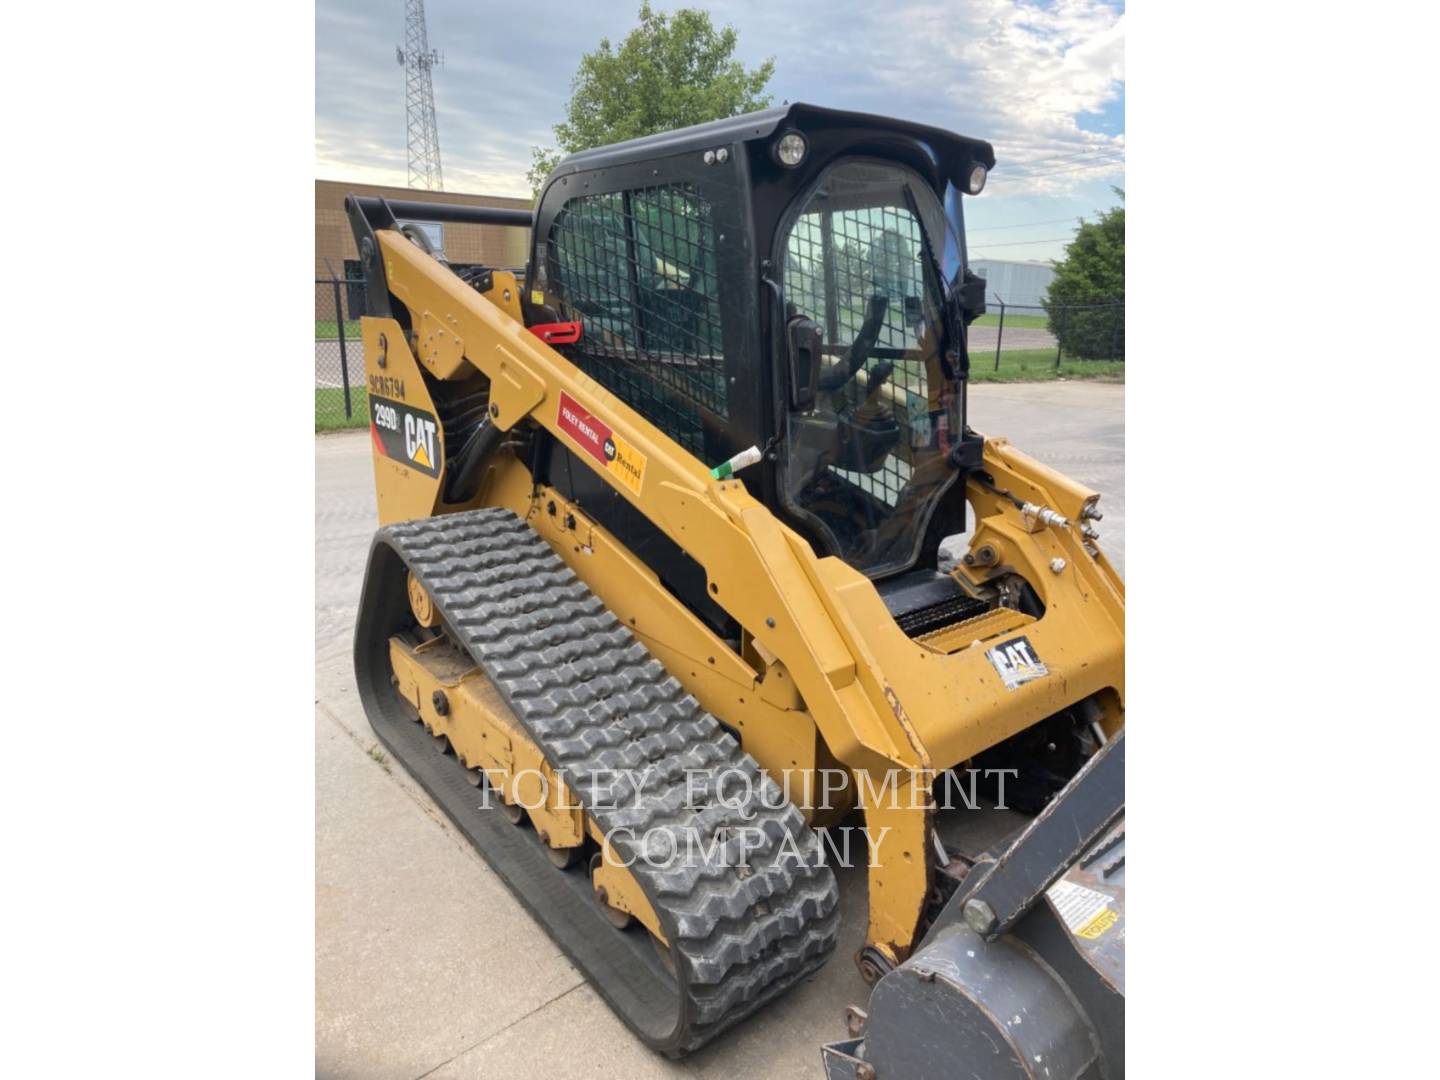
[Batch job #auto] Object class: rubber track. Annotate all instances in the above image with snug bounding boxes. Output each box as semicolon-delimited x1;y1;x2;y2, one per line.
371;508;840;1053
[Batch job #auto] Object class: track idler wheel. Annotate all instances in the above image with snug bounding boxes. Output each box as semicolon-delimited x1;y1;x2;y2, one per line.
454;752;486;787
537;830;578;870
589;852;633;929
407;572;441;629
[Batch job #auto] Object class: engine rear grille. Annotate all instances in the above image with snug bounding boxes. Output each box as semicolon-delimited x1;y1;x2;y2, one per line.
918;607;1035;655
895;594;989;638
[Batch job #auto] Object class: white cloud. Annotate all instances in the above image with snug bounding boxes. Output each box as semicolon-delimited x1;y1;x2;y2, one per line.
852;0;1126;194
316;0;1124;199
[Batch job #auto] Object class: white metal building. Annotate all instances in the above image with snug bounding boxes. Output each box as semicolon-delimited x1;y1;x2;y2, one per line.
970;258;1056;309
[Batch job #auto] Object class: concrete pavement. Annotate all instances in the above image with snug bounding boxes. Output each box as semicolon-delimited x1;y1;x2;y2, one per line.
965;380;1125;574
315;380;1123;1078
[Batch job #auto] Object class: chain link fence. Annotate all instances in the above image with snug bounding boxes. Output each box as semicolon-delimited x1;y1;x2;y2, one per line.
315;275;368;430
967;298;1123;379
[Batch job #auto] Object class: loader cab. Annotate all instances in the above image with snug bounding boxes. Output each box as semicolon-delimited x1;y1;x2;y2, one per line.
531;103;994;591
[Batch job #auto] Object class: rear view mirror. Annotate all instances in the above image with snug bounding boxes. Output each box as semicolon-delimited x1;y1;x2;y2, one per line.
954;269;987;324
787;315;823;411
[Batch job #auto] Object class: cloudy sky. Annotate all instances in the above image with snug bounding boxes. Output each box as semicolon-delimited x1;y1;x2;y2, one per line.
316;0;1124;263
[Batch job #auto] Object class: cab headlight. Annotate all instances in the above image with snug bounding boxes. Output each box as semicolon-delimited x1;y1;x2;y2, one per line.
775;132;808;167
967;163;988;194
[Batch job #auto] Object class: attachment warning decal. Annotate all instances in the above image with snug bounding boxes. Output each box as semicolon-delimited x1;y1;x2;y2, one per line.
985;635;1048;690
1047;879;1118;940
556;391;647;496
370;395;441;479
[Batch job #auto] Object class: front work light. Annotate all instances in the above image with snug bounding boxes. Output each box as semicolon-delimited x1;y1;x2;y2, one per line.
967;163;988;194
776;132;807;167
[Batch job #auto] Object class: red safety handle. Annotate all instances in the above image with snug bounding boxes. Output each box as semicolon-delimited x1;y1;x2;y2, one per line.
527;321;583;345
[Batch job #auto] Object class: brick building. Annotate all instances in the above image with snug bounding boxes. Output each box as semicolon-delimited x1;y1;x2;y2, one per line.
314;179;532;285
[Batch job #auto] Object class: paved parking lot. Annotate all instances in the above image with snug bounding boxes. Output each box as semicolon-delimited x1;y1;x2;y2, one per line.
315;380;1123;1079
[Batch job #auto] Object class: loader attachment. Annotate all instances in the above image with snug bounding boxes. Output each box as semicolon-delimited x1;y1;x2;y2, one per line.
823;733;1125;1079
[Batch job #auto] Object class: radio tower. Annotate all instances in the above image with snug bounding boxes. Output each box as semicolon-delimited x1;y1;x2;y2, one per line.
396;0;444;190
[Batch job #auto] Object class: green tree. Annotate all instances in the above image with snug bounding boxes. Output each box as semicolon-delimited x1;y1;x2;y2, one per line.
1043;190;1125;360
526;2;775;195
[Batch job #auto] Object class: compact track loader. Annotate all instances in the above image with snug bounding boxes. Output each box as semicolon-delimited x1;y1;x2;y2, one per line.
348;103;1124;1073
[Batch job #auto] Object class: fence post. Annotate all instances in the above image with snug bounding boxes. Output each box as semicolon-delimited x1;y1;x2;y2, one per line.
1110;301;1121;361
332;277;353;418
993;294;1005;372
1055;305;1068;369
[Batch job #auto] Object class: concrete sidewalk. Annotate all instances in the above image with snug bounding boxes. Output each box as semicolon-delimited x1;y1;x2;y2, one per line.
315;380;1124;1078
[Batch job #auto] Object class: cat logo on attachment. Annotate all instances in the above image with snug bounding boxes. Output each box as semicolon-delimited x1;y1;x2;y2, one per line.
986;635;1049;691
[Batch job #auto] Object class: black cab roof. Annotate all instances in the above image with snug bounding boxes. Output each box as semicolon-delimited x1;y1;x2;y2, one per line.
550;102;996;180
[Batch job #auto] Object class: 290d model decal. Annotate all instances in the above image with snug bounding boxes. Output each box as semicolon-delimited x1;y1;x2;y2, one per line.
370;395;441;478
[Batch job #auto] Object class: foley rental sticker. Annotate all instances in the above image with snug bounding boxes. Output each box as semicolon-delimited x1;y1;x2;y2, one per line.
556;391;647;496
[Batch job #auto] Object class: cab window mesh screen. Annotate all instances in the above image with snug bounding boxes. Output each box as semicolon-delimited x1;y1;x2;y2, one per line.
547;184;727;456
777;159;958;577
785;206;926;361
784;201;929;510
